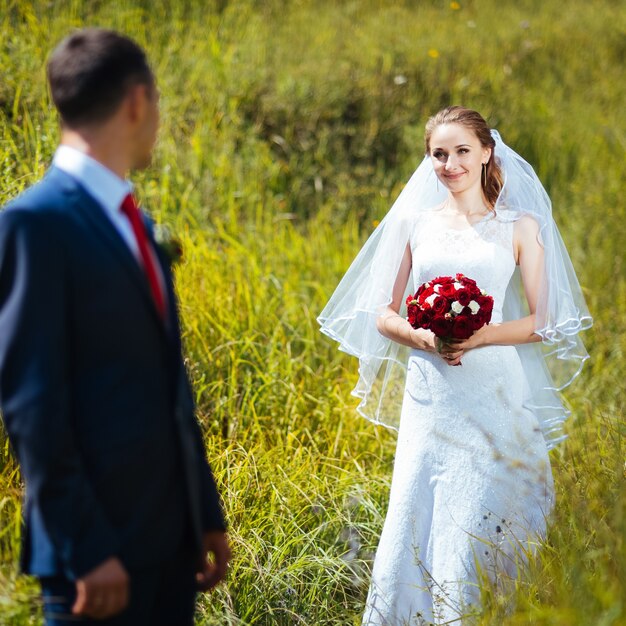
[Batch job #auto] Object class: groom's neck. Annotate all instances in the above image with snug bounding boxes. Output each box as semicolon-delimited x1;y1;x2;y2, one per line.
59;126;132;180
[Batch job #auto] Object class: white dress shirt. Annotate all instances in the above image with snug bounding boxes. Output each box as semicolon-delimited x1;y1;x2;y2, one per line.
52;146;168;313
53;145;139;257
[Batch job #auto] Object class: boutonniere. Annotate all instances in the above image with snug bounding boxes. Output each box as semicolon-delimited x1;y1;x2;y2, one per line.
154;224;183;265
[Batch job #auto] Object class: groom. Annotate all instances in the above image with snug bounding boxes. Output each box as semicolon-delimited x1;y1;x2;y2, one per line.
0;29;230;625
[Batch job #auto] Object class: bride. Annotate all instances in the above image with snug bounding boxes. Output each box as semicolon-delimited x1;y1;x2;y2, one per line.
319;106;591;624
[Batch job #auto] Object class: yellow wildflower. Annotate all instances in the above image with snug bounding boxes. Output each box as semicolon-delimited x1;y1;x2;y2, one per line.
450;1;461;9
428;49;440;59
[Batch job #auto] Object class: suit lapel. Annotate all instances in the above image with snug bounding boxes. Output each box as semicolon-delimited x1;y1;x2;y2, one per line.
57;169;169;339
146;220;181;348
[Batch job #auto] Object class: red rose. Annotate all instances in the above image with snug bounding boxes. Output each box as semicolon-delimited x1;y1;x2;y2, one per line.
439;283;457;298
476;294;494;313
430;316;452;338
407;304;418;327
475;295;493;326
433;276;454;284
461;276;477;288
456;288;471;306
419;285;435;303
451;315;473;339
471;313;485;330
416;282;430;297
432;296;449;315
416;309;433;329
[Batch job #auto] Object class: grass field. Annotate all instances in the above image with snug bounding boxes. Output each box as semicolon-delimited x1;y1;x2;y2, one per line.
1;1;625;624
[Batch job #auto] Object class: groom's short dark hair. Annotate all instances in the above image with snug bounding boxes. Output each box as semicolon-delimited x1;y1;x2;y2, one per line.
47;28;154;127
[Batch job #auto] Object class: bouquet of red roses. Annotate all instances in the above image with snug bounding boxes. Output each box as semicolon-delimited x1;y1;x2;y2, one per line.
406;273;494;340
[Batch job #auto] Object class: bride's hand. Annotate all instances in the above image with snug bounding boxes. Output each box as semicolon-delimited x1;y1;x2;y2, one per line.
410;329;464;365
434;336;464;366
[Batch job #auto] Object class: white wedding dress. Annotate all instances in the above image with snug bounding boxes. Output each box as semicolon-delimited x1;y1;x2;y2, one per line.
362;212;554;625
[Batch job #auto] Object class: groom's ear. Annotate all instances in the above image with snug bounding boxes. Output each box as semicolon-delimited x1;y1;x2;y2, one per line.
125;83;151;125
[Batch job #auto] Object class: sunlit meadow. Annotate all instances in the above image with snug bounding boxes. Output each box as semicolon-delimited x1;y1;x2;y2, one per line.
0;1;624;624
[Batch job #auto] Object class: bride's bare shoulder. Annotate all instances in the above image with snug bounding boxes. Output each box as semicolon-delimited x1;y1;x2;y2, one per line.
513;213;541;241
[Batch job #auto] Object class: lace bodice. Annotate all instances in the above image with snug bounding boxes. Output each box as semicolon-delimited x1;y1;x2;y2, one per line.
410;212;516;324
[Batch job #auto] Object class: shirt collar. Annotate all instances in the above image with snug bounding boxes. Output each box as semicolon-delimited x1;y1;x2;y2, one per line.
52;145;133;215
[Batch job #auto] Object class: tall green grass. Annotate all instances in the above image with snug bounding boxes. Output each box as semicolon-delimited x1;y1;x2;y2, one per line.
1;0;624;624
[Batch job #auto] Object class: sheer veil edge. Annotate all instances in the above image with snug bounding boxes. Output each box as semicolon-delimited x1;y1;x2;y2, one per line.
318;130;592;450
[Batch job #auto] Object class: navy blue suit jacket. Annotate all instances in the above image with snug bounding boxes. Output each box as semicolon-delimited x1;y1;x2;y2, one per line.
0;167;225;580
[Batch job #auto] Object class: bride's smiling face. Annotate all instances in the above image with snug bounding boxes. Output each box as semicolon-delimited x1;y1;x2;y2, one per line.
429;123;491;193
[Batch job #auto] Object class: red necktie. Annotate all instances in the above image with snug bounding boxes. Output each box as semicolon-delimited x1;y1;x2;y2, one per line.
120;193;166;319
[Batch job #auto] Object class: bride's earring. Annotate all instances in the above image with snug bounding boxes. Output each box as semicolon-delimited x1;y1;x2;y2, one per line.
481;163;487;188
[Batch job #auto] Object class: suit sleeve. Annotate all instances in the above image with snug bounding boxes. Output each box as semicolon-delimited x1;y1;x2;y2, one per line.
150;218;228;536
0;210;120;578
193;419;227;532
177;368;227;533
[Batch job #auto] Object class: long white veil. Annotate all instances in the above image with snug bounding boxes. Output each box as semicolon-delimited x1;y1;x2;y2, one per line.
318;130;592;450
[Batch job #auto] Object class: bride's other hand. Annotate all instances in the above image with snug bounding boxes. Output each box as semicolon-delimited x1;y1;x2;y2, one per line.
433;335;464;366
449;324;489;354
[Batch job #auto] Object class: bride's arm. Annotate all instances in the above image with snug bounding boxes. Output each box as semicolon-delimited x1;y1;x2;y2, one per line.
457;215;544;350
376;244;438;353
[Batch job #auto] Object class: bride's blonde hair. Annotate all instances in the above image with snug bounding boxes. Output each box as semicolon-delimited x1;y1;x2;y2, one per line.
424;106;504;209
